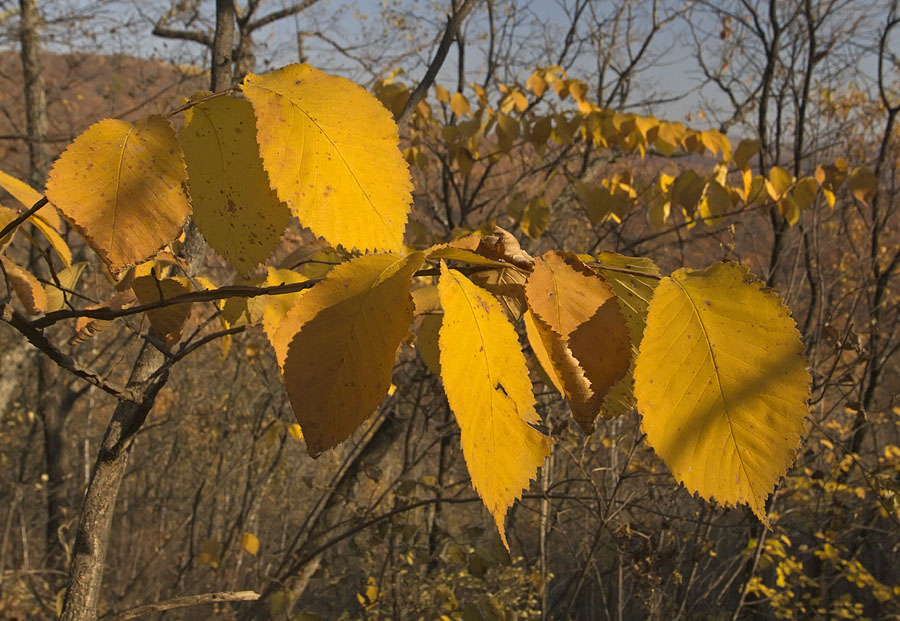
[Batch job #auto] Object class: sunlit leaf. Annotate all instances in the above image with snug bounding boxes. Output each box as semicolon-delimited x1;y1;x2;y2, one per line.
1;256;47;314
241;532;259;555
278;252;424;456
243;63;411;253
634;262;810;523
437;262;551;548
45;116;190;271
180;95;289;274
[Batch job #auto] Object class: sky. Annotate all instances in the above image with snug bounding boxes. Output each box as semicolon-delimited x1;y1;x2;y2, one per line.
3;0;895;130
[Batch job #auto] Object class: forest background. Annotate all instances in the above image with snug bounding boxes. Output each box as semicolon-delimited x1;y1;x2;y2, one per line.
0;0;899;619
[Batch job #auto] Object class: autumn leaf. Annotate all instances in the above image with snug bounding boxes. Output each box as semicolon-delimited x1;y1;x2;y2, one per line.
523;252;631;432
131;275;193;347
241;532;259;555
44;262;88;312
1;256;47;314
71;290;136;344
592;253;660;420
847;166;878;206
437;262;551;548
261;267;307;343
180;95;289;275
0;168;63;231
278;252;424;456
242;63;412;253
45;116;190;271
0;206;17;252
633;262;810;524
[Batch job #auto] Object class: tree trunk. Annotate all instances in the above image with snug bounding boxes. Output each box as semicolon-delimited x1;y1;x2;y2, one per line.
60;344;167;621
19;0;50;188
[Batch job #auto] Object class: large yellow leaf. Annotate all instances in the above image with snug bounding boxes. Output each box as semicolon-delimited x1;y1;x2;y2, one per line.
180;95;289;274
437;263;551;548
633;262;810;523
278;252;424;456
45;116;190;271
242;64;411;253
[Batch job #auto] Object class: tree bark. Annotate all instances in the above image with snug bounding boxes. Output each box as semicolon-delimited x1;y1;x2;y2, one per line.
60;344;167;621
19;0;51;188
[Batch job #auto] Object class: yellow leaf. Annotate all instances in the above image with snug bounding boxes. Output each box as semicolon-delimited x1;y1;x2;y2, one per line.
131;275;193;347
633;262;810;523
469;266;528;322
277;252;424;455
790;177;818;210
435;84;451;103
732;139;760;170
0;168;63;230
261;267;307;343
702;180;732;227
180;95;289;274
0;205;17;251
1;256;47;314
593;253;660;420
200;539;222;568
44;262;88;312
450;92;471;117
520;198;549;239
765;166;793;201
288;423;304;442
847;166;878;206
437;263;551;548
456;147;475;176
241;532;260;555
415;313;442;375
242;64;411;253
72;290;136;344
526;70;547;97
524;252;631;431
525;251;610;338
671;170;705;214
654;121;685;156
28;214;72;266
634;115;659;141
701;130;732;160
45;116;190;271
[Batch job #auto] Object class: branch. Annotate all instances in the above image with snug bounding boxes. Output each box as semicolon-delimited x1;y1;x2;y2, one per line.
246;0;321;32
31;279;322;329
0;306;132;401
151;26;212;47
29;265;499;329
100;591;259;621
396;0;480;128
0;196;48;241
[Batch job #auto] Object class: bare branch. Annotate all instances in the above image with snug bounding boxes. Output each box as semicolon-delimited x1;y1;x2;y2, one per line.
100;590;260;621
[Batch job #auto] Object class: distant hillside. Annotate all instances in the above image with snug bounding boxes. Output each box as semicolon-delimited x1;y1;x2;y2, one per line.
0;51;206;184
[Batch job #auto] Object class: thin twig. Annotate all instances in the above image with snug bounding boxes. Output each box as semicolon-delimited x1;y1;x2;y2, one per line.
100;590;259;621
0;196;48;241
396;0;480;128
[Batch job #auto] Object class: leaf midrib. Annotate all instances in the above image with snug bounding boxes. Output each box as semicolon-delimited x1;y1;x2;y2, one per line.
674;277;761;511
